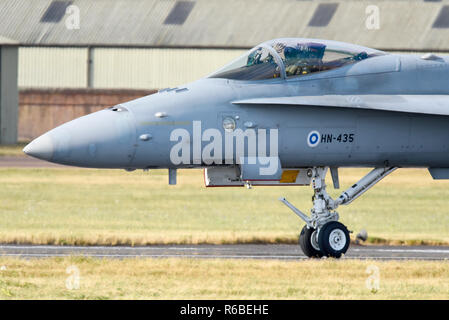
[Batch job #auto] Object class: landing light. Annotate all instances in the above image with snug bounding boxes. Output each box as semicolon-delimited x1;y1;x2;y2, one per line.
223;117;236;132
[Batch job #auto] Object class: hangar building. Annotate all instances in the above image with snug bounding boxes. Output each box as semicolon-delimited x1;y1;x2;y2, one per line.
1;0;449;140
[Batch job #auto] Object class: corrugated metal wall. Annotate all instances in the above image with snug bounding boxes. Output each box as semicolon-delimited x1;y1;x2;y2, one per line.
18;46;441;89
19;47;246;89
18;47;88;88
92;48;246;89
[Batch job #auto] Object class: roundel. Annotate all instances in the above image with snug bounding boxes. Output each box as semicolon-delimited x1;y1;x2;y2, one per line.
307;131;321;148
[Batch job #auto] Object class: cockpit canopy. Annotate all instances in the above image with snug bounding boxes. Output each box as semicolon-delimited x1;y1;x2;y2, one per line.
209;38;386;80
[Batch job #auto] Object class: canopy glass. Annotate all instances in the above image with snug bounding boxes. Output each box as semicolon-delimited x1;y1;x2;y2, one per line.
209;38;386;80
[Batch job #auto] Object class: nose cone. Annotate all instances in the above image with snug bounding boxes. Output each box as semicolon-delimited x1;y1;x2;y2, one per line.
24;108;137;168
23;134;54;161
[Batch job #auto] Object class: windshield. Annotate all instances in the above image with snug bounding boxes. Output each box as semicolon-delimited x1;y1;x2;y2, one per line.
271;40;384;78
209;46;281;80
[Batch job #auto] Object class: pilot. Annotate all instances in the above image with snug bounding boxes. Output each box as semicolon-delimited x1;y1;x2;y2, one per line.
284;46;302;76
354;51;368;61
284;43;326;76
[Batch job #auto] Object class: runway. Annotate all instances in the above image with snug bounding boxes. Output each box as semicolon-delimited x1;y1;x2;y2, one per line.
1;244;448;260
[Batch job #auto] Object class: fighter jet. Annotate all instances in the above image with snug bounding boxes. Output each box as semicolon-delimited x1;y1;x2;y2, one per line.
23;38;449;258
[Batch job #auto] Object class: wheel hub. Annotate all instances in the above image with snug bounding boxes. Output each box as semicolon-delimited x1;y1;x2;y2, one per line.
329;229;346;251
310;230;320;251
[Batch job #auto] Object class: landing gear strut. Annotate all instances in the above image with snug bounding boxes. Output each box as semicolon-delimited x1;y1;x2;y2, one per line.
280;166;397;258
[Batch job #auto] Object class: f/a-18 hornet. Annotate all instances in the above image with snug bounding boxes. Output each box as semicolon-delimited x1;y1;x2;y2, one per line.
24;38;449;258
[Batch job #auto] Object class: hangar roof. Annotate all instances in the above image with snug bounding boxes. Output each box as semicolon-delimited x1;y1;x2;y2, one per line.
0;35;18;45
1;0;449;51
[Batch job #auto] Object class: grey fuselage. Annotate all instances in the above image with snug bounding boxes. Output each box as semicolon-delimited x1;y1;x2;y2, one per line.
25;52;449;170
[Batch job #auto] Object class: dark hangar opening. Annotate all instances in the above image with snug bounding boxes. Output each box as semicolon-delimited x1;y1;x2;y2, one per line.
163;1;195;25
308;3;339;27
433;5;449;28
40;0;73;23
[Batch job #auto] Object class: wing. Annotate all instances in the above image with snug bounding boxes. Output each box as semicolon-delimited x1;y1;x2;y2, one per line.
232;95;449;116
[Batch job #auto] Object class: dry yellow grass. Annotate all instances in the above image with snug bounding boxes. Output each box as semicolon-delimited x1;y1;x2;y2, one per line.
0;257;448;299
0;167;449;245
0;143;27;157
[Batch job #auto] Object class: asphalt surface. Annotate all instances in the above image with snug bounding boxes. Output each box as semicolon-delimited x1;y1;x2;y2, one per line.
1;244;448;260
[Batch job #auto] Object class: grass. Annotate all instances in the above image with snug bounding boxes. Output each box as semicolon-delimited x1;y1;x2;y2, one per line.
0;167;448;246
0;257;448;299
0;143;27;157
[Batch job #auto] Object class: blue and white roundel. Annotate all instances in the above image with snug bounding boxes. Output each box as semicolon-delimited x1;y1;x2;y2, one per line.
307;130;321;148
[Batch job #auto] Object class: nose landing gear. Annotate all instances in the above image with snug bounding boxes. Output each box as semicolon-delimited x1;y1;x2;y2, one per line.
281;166;397;258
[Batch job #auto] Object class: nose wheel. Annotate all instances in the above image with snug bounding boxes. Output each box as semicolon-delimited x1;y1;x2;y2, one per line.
317;221;350;258
299;222;350;258
299;226;323;258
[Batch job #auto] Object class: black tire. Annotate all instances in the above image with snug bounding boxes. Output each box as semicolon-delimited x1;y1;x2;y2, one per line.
318;221;350;258
299;225;323;258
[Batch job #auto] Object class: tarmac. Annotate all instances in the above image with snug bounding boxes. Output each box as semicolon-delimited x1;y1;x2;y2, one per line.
1;244;448;260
